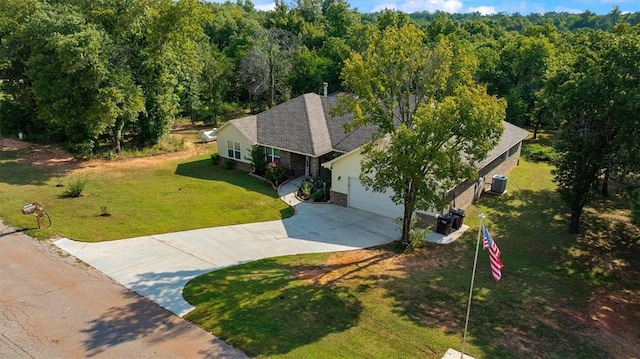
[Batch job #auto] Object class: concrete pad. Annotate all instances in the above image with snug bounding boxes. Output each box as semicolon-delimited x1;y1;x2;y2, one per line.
426;224;471;244
442;348;475;359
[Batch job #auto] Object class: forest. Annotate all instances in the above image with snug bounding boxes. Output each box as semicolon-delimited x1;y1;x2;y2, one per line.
1;0;639;231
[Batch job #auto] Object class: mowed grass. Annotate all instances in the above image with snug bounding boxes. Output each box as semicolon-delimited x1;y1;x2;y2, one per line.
0;147;293;241
184;156;640;358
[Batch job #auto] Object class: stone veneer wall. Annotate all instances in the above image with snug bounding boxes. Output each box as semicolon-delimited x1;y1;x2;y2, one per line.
330;190;348;207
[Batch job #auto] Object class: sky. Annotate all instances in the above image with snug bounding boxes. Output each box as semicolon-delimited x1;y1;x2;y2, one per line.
242;0;640;15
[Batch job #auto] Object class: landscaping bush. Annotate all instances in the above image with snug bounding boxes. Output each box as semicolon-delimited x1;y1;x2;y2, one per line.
247;146;267;175
521;143;558;162
211;152;220;165
300;180;313;198
311;190;325;202
63;178;88;198
224;159;235;169
265;162;288;186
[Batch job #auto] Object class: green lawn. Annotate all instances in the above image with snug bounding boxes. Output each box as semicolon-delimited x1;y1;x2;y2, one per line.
0;148;293;241
184;156;639;358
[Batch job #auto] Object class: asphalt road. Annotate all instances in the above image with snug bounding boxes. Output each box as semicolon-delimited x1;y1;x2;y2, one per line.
0;222;248;359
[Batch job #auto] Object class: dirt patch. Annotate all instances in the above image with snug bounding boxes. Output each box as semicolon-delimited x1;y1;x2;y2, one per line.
294;249;397;285
1;137;31;151
587;288;640;358
1;125;217;176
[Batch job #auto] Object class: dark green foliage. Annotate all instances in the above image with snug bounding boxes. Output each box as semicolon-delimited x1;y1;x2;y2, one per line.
521;143;558;162
62;178;88;198
224;159;235;169
311;190;324;202
629;188;640;226
210;152;220;165
247;146;267;176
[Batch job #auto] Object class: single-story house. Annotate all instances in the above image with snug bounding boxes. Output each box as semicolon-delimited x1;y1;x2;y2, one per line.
217;92;529;223
321;120;530;223
216;92;375;177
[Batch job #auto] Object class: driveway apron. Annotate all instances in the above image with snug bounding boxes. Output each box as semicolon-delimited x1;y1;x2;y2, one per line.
55;179;399;317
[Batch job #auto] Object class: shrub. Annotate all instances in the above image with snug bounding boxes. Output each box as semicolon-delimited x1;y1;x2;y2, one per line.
311;190;325;202
247;146;267;175
265;162;288;186
63;178;88;198
224;159;235;169
211;153;220;165
521;143;558;162
300;180;313;198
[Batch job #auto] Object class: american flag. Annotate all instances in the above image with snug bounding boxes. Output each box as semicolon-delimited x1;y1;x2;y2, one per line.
483;226;503;281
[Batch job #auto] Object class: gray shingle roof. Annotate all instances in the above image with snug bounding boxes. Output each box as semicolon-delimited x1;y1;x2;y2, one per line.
477;121;530;168
229;93;369;157
227;93;528;162
232;115;257;143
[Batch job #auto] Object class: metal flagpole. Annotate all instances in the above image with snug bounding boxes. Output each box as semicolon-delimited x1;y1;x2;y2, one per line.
460;213;485;359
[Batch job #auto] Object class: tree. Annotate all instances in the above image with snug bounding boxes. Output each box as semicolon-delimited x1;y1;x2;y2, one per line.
547;29;640;233
498;33;556;137
336;24;505;249
239;27;298;109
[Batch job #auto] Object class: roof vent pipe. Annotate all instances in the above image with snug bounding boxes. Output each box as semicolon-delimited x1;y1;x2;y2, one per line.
323;82;328;97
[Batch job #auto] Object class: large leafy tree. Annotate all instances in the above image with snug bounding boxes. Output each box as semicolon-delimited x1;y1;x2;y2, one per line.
547;28;640;233
336;24;505;249
497;31;556;137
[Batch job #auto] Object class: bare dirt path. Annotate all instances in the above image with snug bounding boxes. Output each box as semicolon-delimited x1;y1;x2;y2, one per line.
0;222;247;359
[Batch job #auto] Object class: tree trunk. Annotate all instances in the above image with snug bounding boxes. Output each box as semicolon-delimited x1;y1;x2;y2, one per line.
401;203;413;249
602;167;610;197
112;118;124;155
533;120;540;140
569;208;582;234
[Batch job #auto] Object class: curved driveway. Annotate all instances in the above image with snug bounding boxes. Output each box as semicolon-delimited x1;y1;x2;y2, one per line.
55;179;399;317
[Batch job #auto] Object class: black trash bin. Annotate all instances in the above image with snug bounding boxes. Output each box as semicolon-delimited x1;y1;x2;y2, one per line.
436;214;454;235
450;208;466;230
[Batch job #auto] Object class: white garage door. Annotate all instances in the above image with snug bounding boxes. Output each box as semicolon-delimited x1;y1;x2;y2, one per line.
348;177;404;218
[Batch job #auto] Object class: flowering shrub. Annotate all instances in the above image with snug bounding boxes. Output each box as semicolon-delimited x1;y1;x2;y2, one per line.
265;161;289;186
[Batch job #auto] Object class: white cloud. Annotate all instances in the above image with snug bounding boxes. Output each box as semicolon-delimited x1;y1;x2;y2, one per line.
554;6;582;13
374;0;463;13
468;5;497;15
254;2;276;11
372;3;399;12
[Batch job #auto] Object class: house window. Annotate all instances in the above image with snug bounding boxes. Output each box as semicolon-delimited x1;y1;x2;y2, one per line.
227;140;241;159
265;147;280;163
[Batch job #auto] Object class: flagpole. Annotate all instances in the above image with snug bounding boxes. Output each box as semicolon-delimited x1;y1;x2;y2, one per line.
460;213;485;359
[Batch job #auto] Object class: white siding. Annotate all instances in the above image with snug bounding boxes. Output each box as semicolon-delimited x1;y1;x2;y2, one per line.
348;178;404;219
216;123;254;164
330;148;362;195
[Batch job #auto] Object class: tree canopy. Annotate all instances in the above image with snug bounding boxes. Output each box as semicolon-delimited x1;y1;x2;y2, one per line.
1;0;639;234
336;24;505;249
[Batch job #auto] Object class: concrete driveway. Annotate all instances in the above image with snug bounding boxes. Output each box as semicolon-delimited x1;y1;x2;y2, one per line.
55;179;399;317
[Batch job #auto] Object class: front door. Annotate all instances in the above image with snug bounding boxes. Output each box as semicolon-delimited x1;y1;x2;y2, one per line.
305;156;310;176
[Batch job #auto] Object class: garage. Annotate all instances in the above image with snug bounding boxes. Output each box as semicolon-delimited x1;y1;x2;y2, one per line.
348;177;404;218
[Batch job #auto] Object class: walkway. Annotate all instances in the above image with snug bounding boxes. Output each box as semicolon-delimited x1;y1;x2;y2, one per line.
55;177;399;317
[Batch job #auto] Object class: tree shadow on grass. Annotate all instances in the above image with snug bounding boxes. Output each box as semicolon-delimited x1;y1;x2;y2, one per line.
80;288;244;358
175;158;277;198
382;188;613;358
0;147;80;185
183;258;363;357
